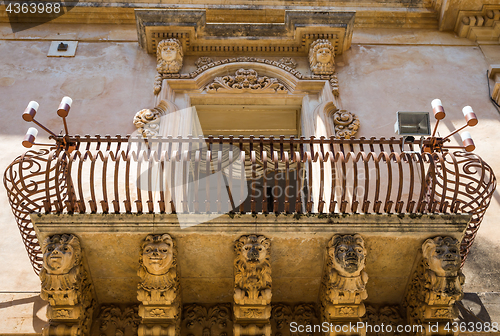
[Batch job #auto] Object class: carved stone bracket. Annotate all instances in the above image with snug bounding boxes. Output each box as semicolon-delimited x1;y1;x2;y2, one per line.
233;235;272;336
40;234;95;336
206;69;288;94
137;234;181;336
403;236;464;335
489;65;500;105
320;234;368;336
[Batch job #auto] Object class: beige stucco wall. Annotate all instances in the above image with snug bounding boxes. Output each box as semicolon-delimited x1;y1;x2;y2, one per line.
0;23;499;332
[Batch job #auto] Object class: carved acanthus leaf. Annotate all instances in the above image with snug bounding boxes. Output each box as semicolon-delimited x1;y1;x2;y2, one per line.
98;305;141;335
206;69;288;94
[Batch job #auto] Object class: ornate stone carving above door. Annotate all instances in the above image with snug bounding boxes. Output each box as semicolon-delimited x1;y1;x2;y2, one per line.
206;69;288;94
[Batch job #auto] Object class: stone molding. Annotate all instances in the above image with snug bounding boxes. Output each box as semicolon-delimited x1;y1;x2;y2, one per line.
135;10;355;56
153;57;339;98
205;68;288;94
137;234;181;336
403;236;464;335
40;234;95;336
454;5;500;43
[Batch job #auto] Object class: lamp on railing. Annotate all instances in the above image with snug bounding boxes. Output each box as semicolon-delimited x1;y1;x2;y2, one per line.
424;99;478;153
21;97;73;149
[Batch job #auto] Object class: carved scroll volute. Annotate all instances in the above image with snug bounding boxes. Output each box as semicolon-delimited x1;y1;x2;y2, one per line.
137;234;180;336
320;234;368;335
233;235;272;336
404;236;464;333
309;39;335;75
132;100;173;137
40;234;95;336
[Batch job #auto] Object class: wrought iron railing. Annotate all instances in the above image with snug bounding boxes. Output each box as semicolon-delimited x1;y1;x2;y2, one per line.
4;135;496;273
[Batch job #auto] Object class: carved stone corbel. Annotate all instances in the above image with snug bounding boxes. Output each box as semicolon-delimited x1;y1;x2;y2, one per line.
154;38;184;95
309;39;335;75
40;234;95;336
320;234;368;335
403;237;464;336
137;234;181;336
233;235;272;336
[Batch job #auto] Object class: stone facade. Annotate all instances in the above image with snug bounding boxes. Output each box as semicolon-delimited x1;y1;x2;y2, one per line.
1;0;500;334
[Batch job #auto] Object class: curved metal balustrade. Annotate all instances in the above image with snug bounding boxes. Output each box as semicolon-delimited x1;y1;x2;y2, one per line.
3;135;496;273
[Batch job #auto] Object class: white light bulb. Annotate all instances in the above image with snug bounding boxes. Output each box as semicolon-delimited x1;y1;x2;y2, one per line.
431;99;443;109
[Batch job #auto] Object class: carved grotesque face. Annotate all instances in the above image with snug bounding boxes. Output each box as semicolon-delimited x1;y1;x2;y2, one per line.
316;47;332;64
161;45;178;63
423;237;461;276
329;235;366;277
242;241;267;264
142;240;173;275
43;237;78;275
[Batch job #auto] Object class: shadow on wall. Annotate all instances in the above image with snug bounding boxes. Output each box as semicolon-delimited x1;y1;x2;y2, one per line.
457;293;493;323
0;294;47;332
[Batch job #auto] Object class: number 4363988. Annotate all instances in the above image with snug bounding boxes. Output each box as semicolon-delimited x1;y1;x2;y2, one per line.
6;2;61;14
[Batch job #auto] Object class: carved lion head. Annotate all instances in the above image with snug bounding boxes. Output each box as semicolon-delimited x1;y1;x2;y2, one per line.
141;234;176;275
422;236;461;276
328;234;366;277
156;39;183;74
235;235;271;266
42;234;81;275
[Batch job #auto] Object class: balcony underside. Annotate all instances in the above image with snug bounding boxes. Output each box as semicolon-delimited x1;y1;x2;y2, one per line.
32;212;470;305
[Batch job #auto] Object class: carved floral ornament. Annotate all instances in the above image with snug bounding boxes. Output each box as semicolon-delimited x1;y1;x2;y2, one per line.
206;69;288;93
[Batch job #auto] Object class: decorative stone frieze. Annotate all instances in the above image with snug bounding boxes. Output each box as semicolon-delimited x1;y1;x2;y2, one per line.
40;234;95;336
206;69;288;94
271;304;319;336
96;305;141;336
196;57;215;68
233;235;272;336
403;237;464;335
320;234;368;335
182;304;232;336
363;305;404;336
278;57;297;69
137;234;181;336
309;39;335;75
133;100;170;137
328;109;360;139
157;39;183;74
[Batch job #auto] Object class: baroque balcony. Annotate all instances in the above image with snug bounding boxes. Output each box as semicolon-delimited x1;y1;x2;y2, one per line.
4;134;496;275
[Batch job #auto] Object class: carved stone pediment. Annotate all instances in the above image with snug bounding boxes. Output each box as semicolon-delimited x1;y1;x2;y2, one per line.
206;69;288;94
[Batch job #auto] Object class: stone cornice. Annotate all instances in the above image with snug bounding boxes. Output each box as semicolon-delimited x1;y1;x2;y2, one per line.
135;9;356;57
455;5;500;44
